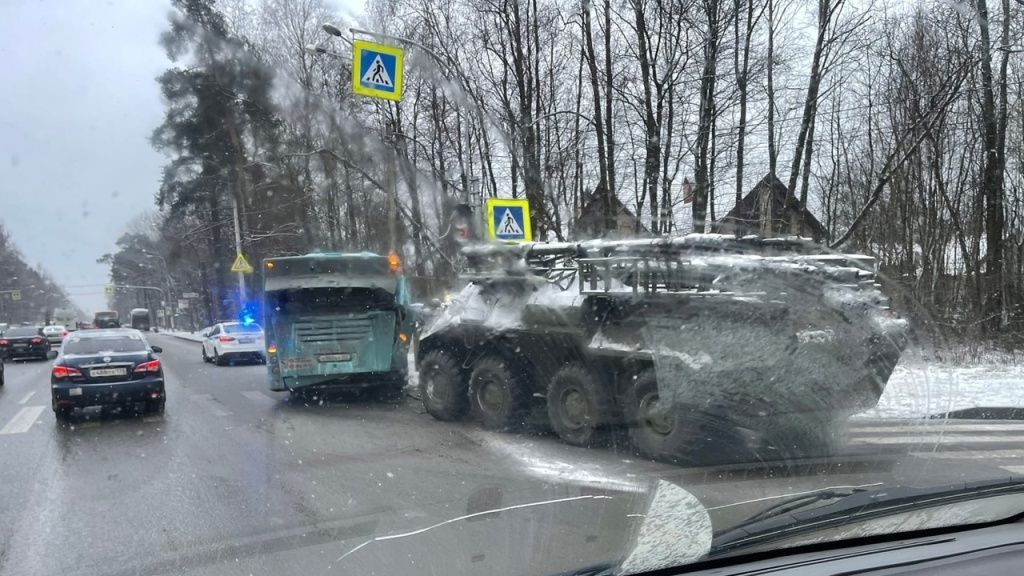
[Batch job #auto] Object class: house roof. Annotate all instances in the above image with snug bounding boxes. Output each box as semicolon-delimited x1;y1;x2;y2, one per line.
716;173;826;240
577;186;649;233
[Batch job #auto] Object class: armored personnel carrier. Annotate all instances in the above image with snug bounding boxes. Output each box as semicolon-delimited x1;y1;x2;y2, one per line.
416;235;907;463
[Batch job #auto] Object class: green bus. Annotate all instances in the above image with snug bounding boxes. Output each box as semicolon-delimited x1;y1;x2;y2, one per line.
262;252;415;396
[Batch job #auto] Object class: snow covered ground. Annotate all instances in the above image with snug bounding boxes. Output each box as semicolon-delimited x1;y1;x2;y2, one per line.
860;359;1024;419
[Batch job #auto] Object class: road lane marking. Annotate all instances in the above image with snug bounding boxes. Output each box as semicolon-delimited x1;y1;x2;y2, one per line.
851;423;1024;434
17;391;35;405
189;392;232;417
241;390;276;405
0;406;46;435
854;434;1024;445
1000;465;1024;474
910;450;1024;460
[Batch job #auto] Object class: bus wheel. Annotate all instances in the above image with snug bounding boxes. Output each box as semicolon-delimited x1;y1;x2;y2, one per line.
546;363;612;447
469;355;529;431
418;349;468;421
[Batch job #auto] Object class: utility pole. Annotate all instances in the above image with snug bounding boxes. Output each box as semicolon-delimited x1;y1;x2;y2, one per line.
232;195;246;302
386;124;398;251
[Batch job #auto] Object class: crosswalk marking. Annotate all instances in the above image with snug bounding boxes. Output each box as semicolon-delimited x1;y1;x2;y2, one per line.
851;423;1024;434
0;406;45;435
911;450;1024;460
854;434;1024;445
17;391;35;405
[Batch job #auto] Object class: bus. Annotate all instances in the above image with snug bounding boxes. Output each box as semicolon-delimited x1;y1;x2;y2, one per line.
262;252;415;396
130;308;151;331
93;310;120;329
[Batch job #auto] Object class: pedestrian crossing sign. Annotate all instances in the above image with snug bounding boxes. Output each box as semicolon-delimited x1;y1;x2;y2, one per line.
485;198;532;242
352;40;403;101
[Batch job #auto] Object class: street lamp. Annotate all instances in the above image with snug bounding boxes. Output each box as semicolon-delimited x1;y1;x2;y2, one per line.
322;23;343;37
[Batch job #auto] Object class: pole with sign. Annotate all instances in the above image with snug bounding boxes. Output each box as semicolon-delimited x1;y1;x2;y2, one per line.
485;198;532;242
351;40;404;101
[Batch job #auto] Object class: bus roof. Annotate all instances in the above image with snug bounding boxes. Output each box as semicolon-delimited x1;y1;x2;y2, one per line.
262;252;399;292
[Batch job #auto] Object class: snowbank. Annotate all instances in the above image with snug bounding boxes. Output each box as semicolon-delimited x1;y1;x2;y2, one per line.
161;330;205;343
860;360;1024;419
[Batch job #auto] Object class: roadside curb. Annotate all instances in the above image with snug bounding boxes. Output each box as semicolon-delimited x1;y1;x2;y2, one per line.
164;332;204;344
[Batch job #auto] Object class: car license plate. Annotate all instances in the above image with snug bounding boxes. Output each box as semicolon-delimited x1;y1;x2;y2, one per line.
90;368;127;378
238;338;254;344
12;343;26;349
70;387;82;396
318;353;352;362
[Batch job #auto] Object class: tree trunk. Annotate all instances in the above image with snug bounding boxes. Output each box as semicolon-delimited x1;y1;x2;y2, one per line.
975;0;1005;327
603;0;616;227
633;0;661;233
693;0;720;233
766;0;778;177
582;0;610;230
787;0;832;233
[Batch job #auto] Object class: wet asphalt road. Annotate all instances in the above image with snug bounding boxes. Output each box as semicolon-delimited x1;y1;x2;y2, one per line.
1;333;1023;576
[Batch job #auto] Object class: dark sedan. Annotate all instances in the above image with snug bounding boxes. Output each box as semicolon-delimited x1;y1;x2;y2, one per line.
0;326;51;360
50;329;165;420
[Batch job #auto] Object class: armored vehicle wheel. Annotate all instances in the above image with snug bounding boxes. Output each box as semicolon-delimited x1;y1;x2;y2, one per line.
546;363;612;446
419;349;469;421
469;355;530;431
626;368;684;461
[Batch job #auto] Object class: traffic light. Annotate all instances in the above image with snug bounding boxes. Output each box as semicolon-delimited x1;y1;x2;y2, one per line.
452;203;480;244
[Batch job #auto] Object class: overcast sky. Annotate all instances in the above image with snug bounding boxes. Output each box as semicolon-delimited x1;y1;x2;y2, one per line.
0;0;362;315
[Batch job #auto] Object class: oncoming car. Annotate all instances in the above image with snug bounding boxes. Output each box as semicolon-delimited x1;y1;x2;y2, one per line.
201;322;266;365
50;328;165;420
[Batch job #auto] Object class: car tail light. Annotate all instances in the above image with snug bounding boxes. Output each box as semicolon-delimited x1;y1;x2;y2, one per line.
218;336;235;343
63;331;68;337
133;359;161;373
52;365;82;378
31;337;42;344
0;339;7;346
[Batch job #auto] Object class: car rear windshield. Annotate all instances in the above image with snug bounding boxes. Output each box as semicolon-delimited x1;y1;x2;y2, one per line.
223;324;262;334
64;335;147;354
5;327;40;337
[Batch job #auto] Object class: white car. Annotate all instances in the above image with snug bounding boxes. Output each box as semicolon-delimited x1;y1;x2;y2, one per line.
201;322;266;365
42;325;68;347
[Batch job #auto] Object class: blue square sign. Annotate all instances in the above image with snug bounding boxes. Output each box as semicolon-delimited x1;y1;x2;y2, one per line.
352;40;404;101
485;198;532;242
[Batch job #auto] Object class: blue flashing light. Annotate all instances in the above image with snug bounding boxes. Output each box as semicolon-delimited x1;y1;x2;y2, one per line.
238;300;261;327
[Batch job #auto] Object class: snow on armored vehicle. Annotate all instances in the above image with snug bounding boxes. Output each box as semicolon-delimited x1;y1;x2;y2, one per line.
416;235;908;463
